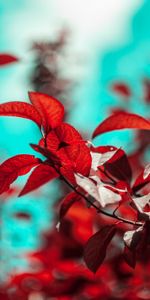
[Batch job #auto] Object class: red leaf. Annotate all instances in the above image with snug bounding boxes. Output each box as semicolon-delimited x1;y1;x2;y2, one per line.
54;122;83;144
0;155;40;194
76;144;92;176
123;225;149;264
84;225;116;273
91;145;116;153
29;92;64;133
123;227;143;250
41;123;83;153
75;174;121;207
0;102;42;127
111;82;131;98
60;165;76;185
19;163;58;196
91;147;118;171
92;112;150;138
40;123;91;179
132;194;150;221
60;192;81;219
0;53;18;66
104;148;132;183
132;169;150;193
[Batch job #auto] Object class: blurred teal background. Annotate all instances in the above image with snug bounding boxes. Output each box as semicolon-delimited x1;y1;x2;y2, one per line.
0;0;150;279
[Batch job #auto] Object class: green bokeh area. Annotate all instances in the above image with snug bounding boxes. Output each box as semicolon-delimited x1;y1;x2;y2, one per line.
0;1;150;278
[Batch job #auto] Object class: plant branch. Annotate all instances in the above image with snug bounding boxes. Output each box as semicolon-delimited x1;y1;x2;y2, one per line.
44;140;142;228
58;170;143;227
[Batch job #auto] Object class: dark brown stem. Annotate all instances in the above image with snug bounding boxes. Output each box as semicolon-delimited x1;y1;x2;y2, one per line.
113;206;120;216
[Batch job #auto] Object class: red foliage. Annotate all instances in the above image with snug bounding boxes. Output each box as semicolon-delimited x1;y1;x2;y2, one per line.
0;101;42;127
84;225;117;273
0;91;150;299
92;111;150;138
0;154;40;194
19;163;58;196
0;53;18;66
29;92;64;132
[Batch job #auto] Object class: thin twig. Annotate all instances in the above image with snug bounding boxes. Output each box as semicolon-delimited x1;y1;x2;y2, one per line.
44;143;143;228
58;170;142;227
